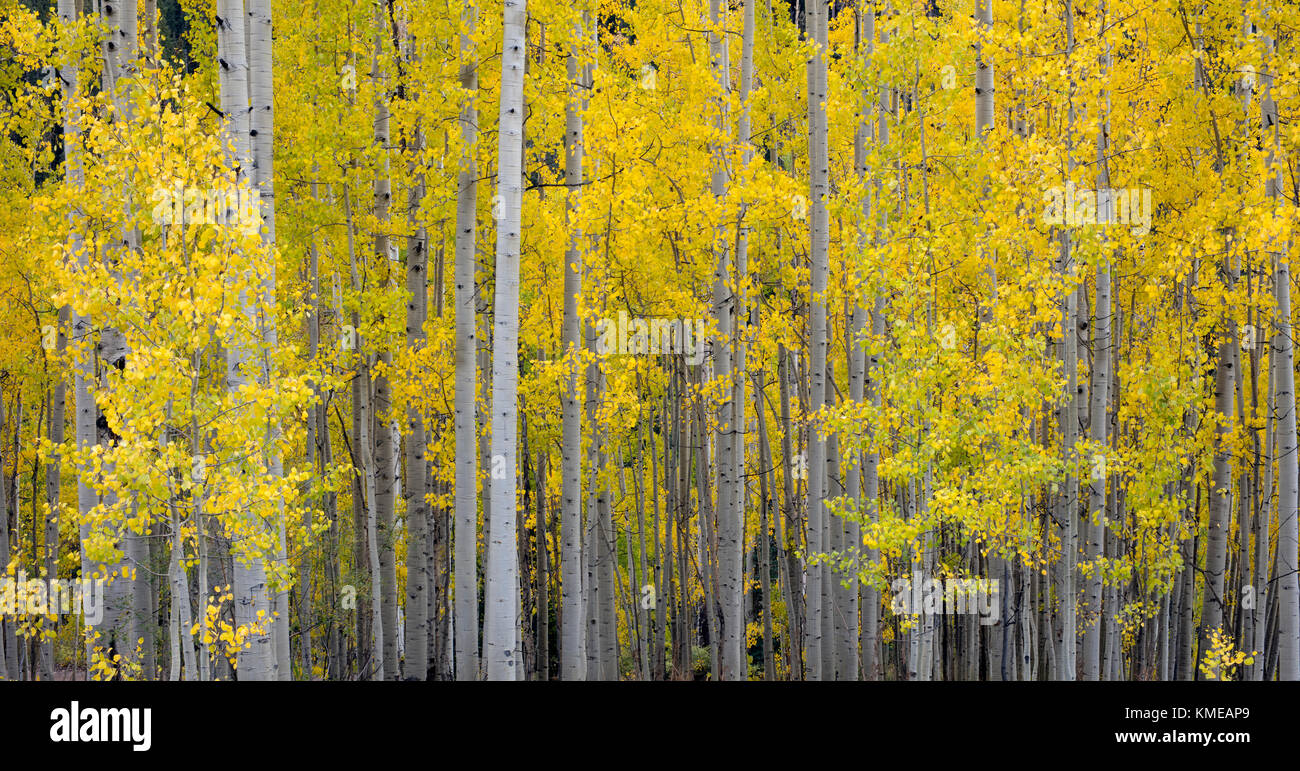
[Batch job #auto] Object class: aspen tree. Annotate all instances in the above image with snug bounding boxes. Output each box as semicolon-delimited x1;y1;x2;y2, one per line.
216;0;274;681
453;0;481;682
804;0;829;683
1260;4;1299;681
560;6;588;681
483;0;526;680
370;6;399;680
1082;0;1113;682
402;121;431;681
247;0;289;682
1054;0;1078;681
48;0;80;680
0;395;13;679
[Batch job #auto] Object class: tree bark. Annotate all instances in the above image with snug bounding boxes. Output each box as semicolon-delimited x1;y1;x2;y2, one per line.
559;11;588;681
216;0;274;681
453;0;481;682
483;0;526;680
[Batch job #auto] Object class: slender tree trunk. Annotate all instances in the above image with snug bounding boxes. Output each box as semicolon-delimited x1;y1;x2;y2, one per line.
559;11;588;681
370;11;399;679
804;0;829;683
302;228;325;679
453;0;481;681
46;0;81;675
1261;13;1299;680
56;0;85;682
165;412;197;681
755;368;776;679
246;0;289;682
705;0;742;682
402;128;430;679
362;353;384;680
536;449;550;679
1082;2;1113;680
1200;320;1235;673
1053;0;1078;681
0;395;14;679
217;0;274;681
651;395;667;680
483;0;526;680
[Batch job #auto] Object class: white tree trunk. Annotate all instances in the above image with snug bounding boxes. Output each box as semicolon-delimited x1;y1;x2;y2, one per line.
484;0;526;680
216;0;274;681
804;0;830;683
246;0;290;683
0;397;14;679
402;124;430;679
1054;0;1078;681
1082;0;1112;680
370;10;399;680
706;0;742;683
453;0;481;681
54;0;81;680
1261;12;1299;680
559;11;588;681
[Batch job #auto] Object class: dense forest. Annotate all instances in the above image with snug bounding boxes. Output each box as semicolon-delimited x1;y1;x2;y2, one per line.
0;0;1296;682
